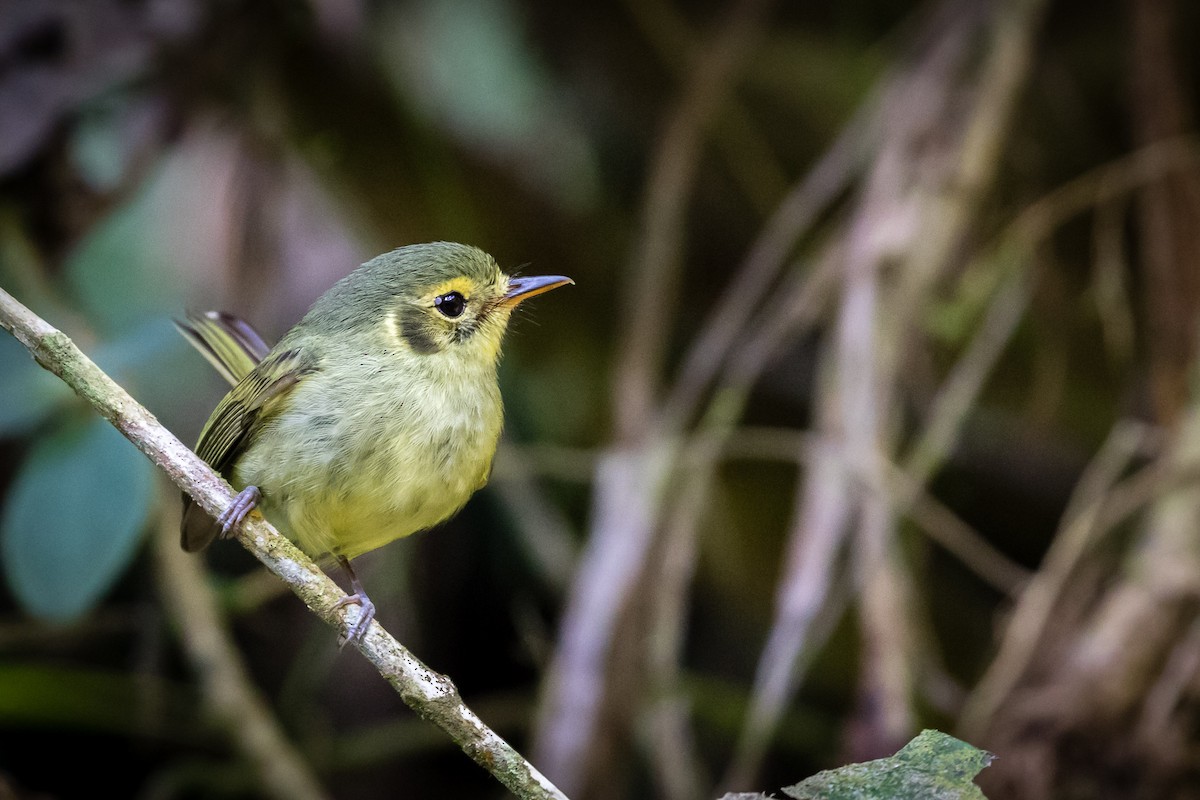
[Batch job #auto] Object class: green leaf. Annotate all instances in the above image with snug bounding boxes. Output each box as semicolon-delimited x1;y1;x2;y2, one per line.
1;417;154;622
783;730;994;800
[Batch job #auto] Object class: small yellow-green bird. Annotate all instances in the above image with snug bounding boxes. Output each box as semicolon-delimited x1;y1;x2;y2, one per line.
177;242;571;642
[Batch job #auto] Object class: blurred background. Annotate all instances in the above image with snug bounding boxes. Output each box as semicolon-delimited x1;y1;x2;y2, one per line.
2;0;1200;798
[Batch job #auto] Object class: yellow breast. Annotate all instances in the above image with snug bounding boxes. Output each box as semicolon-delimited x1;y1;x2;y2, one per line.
232;343;503;560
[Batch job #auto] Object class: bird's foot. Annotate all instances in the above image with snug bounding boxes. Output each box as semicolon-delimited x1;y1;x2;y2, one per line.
217;485;261;537
334;556;376;646
333;591;377;646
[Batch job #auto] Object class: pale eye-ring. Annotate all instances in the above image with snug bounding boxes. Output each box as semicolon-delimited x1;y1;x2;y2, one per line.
434;291;466;318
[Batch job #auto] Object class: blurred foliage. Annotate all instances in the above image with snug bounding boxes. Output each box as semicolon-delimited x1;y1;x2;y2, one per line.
1;416;153;621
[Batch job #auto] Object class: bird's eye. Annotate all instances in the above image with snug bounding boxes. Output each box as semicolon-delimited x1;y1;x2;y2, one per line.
434;291;466;318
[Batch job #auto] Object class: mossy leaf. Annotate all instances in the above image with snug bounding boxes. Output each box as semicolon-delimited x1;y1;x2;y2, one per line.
783;730;994;800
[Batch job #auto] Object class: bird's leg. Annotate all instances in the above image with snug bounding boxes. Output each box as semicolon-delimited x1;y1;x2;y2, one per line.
333;556;376;645
217;485;261;537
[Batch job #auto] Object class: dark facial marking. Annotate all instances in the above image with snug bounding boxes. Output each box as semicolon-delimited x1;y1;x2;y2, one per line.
400;313;442;355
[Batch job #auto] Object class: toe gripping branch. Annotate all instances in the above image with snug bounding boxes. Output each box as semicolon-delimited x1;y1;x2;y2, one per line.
218;485;261;538
333;555;377;645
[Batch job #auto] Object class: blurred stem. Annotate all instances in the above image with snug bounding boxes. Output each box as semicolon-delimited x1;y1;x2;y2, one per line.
141;759;258;800
1007;136;1200;245
889;467;1031;594
960;421;1168;736
729;426;1029;592
0;287;569;800
533;2;773;795
611;0;773;441
664;111;871;424
622;0;789;214
971;399;1200;794
724;416;852;791
1129;0;1200;424
329;690;534;771
640;430;720;800
948;139;1200;744
901;270;1029;491
638;243;834;797
489;442;581;593
728;0;1050;780
1090;197;1136;366
151;484;329;800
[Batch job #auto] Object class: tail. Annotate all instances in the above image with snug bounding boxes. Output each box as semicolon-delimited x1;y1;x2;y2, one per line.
175;310;270;386
176;311;271;549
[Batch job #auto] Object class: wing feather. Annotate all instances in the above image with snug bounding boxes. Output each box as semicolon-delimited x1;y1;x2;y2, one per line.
181;346;317;551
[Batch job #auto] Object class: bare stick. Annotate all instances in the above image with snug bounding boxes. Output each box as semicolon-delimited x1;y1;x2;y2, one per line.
0;286;569;800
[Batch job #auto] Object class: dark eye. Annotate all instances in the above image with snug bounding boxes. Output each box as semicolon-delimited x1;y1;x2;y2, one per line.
434;291;466;318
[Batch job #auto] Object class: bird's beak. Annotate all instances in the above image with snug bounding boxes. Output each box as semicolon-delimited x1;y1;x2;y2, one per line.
502;275;574;307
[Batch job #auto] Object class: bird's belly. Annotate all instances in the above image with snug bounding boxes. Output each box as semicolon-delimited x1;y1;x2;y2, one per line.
276;467;478;559
233;375;501;560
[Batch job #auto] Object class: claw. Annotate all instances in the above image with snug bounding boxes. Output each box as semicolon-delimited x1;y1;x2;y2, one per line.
334;556;376;646
218;486;261;537
334;592;377;646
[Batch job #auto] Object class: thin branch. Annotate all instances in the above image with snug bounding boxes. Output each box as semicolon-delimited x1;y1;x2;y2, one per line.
1136;617;1200;745
637;251;837;796
0;286;569;800
532;441;677;792
1089;196;1136;366
1006;136;1200;248
725;0;1052;777
717;426;1031;593
151;490;329;800
663;117;869;424
489;443;581;593
882;463;1031;595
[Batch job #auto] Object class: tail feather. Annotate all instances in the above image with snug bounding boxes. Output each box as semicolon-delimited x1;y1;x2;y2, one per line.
175;310;269;386
176;310;272;550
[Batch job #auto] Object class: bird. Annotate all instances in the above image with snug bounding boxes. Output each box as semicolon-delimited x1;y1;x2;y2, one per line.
177;242;572;642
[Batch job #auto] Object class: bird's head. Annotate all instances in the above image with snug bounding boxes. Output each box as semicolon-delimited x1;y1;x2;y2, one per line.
306;242;572;366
